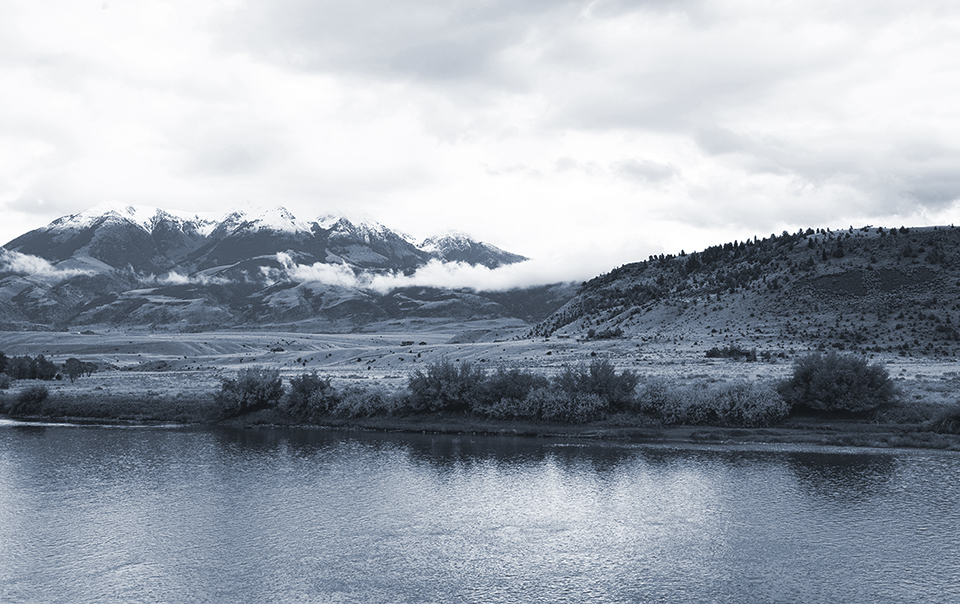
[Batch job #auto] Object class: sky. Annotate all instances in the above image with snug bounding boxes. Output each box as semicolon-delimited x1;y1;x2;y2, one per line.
3;0;960;286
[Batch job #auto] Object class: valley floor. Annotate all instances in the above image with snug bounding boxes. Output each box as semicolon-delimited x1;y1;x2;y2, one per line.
2;326;959;450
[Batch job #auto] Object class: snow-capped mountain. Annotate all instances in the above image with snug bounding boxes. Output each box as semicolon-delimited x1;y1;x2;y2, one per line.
3;205;524;274
421;232;528;269
0;204;569;330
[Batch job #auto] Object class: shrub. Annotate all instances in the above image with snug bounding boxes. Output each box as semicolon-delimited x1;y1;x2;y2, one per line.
214;367;283;417
481;367;549;407
332;385;406;417
538;390;609;423
554;359;639;411
478;395;538;420
709;382;790;427
923;403;960;434
636;378;788;427
633;376;679;416
407;359;486;412
474;384;609;424
705;345;757;361
280;372;338;421
585;327;624;340
778;352;896;415
7;385;49;416
0;372;11;390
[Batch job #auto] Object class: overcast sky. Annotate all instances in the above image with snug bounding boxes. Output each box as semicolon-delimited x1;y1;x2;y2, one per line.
3;0;960;284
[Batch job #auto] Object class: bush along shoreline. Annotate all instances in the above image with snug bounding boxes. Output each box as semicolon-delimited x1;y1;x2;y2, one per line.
3;353;960;450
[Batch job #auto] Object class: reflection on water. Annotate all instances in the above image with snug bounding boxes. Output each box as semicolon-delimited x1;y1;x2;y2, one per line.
1;422;959;603
787;451;897;503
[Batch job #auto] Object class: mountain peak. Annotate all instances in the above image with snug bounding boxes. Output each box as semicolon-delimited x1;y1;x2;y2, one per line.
421;231;476;251
241;206;313;235
50;202;156;232
49;203;214;235
3;203;531;281
421;232;527;269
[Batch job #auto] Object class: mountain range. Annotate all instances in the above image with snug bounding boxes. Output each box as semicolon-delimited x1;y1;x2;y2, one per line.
0;204;573;330
5;204;960;360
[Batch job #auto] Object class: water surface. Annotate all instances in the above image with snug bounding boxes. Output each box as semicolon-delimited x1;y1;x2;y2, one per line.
1;420;958;603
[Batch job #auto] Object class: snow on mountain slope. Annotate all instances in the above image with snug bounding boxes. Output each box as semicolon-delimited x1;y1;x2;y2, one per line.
232;207;314;235
0;203;561;330
47;202;213;234
6;203;527;274
421;232;528;269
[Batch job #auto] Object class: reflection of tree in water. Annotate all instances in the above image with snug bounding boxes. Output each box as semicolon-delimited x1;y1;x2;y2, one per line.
209;429;899;506
401;434;574;475
210;426;580;473
627;447;791;478
552;445;641;477
213;425;342;455
786;451;897;504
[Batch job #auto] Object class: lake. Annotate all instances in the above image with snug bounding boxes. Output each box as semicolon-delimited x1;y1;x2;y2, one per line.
1;419;959;603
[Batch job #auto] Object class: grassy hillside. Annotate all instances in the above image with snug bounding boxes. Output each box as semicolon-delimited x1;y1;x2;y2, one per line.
533;225;960;359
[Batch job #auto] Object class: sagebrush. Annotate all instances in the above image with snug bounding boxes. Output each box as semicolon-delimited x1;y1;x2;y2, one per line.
778;352;896;415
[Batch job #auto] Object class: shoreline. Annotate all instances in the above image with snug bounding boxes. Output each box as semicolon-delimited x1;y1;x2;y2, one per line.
5;409;960;452
2;336;959;452
280;415;960;451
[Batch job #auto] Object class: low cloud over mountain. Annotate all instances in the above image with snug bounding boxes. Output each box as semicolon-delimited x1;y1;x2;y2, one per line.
0;203;574;329
0;249;96;281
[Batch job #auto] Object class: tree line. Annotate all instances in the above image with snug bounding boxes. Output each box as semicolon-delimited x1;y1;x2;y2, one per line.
0;352;97;385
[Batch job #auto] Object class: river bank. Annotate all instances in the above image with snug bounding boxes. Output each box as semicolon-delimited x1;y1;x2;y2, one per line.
223;410;960;451
4;389;960;451
2;334;960;450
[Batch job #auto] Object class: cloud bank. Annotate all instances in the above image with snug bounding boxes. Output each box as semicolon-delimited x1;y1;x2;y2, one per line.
274;253;581;293
4;0;960;275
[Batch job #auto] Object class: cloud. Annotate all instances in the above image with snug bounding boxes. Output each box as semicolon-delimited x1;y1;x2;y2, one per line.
272;253;582;293
5;0;960;279
612;159;677;183
138;271;232;287
0;249;93;280
166;272;230;286
276;253;360;288
216;0;583;84
365;259;573;293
